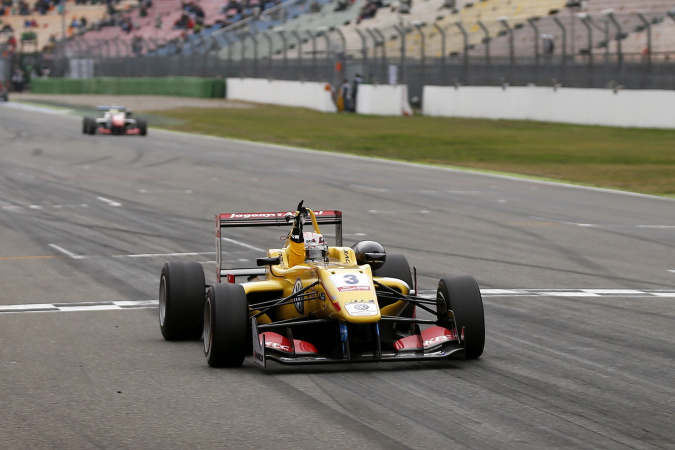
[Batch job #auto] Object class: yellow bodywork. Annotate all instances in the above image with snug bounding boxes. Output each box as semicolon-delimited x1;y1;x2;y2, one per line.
239;209;410;325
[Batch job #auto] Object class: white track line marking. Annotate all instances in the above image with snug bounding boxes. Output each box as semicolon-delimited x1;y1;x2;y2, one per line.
368;210;429;214
48;244;85;259
114;252;215;258
220;237;264;252
3;290;675;316
97;197;122;207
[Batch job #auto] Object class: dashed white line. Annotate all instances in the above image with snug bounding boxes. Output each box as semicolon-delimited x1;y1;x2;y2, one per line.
97;197;122;207
48;244;85;260
220;237;265;252
114;252;215;258
368;210;429;214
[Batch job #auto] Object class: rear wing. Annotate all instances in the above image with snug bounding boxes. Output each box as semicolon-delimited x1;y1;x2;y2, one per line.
97;105;126;111
215;210;342;282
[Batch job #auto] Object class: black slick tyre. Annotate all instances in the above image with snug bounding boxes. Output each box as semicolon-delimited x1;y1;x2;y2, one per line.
437;276;485;359
82;117;93;134
138;119;147;136
87;118;97;135
373;254;415;330
159;261;206;341
203;283;248;368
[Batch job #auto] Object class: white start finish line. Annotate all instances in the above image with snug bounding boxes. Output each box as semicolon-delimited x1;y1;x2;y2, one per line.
2;290;675;315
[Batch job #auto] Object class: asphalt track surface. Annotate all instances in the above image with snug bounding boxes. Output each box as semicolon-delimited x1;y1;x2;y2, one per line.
1;102;674;449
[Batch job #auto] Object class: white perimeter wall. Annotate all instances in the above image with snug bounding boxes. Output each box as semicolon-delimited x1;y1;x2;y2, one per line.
226;78;337;113
226;78;413;116
423;85;675;129
356;84;413;116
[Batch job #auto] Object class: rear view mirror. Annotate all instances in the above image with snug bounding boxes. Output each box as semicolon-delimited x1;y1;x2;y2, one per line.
257;256;281;266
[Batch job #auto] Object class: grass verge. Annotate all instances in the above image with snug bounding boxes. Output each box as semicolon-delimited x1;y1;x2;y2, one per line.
149;105;675;197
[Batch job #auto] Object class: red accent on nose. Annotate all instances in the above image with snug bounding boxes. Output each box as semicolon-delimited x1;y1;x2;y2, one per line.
227;274;235;283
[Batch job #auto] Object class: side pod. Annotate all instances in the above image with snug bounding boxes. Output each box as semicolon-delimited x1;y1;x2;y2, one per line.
251;318;266;368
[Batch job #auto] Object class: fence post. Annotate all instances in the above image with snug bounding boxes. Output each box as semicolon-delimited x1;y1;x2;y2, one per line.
306;30;317;81
355;28;368;75
637;13;651;73
433;23;446;84
261;31;273;76
499;18;514;66
527;17;540;66
477;20;490;66
578;13;593;85
276;28;287;78
292;30;303;77
394;24;406;83
374;28;387;83
603;9;622;71
553;17;566;67
455;22;468;82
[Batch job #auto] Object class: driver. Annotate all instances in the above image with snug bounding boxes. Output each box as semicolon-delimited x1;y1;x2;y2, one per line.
288;201;328;266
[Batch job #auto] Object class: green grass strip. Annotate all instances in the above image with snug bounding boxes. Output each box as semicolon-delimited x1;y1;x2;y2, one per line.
150;105;675;198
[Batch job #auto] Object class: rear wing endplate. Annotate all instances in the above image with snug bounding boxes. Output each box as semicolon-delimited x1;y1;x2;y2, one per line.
215;210;342;282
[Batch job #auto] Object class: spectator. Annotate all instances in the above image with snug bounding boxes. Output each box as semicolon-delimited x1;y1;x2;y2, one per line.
334;0;349;12
356;0;381;24
172;11;190;29
19;0;30;16
132;35;143;55
398;0;411;14
80;16;88;29
222;0;242;22
440;0;454;9
155;14;163;29
11;68;24;92
6;33;17;54
352;73;362;111
121;15;133;33
542;35;555;55
340;78;352;112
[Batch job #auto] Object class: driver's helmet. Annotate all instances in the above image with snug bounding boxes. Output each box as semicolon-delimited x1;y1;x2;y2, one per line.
303;232;328;263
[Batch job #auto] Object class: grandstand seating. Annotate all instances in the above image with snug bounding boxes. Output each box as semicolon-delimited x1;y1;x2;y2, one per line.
0;0;136;52
6;0;675;75
461;0;675;61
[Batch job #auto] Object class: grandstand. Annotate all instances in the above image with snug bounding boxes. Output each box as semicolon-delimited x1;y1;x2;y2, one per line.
3;0;675;90
0;0;136;53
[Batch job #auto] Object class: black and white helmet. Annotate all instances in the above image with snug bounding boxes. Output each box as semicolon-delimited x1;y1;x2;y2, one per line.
303;232;328;263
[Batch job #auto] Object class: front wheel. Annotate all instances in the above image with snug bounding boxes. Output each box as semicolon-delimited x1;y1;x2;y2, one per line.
137;119;148;136
204;283;249;368
159;261;206;341
437;276;485;359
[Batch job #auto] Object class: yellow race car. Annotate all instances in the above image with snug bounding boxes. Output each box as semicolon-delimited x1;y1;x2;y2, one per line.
158;203;485;368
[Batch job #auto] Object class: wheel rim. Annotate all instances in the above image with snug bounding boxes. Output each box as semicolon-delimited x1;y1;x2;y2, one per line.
203;297;212;355
437;289;448;316
159;276;167;326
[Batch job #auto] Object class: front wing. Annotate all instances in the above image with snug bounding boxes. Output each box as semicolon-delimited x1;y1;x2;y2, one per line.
250;317;467;367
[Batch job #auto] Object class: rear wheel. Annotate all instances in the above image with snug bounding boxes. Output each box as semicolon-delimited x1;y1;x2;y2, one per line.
204;283;249;368
373;254;415;331
437;276;485;359
159;262;206;341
